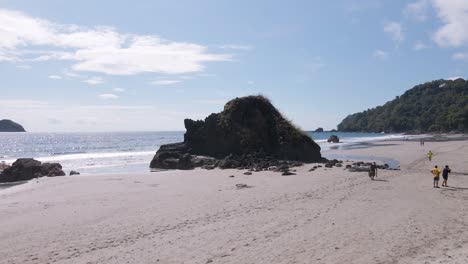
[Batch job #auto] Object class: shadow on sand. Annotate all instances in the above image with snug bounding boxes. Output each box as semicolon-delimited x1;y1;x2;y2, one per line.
372;179;389;182
441;186;468;191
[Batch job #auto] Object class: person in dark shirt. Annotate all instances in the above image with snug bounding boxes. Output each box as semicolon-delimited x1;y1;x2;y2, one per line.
442;165;451;187
369;162;377;180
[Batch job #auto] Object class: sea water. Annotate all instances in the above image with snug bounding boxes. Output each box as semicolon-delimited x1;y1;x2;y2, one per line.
0;131;410;174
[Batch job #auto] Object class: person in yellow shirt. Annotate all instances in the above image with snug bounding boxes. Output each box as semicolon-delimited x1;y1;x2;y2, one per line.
431;165;441;188
427;150;433;161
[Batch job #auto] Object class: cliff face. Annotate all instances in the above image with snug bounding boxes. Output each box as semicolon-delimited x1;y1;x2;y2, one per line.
150;96;322;170
337;79;468;133
0;119;26;132
183;96;321;161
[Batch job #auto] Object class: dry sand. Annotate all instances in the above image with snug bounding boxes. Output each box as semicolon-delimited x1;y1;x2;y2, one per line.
0;140;467;264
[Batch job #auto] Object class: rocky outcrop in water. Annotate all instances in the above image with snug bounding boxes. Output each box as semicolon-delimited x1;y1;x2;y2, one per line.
0;158;65;183
327;135;340;143
0;119;26;132
150;96;323;171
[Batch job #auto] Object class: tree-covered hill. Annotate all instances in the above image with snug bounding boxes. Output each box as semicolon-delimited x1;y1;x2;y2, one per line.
337;79;468;133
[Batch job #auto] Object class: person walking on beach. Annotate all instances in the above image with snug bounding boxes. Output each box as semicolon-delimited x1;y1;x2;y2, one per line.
369;162;377;180
432;165;441;188
427;150;433;161
442;165;451;187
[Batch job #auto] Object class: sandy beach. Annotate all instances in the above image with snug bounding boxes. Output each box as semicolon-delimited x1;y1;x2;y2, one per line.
1;140;467;264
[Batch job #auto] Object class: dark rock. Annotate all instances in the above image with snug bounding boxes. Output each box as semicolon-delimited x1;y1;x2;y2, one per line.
150;96;322;171
314;127;324;132
177;154;193;170
0;119;26;132
69;170;80;176
0;158;65;183
41;163;65;176
345;164;352;169
282;171;296;176
191;156;215;167
244;172;252;175
236;183;251;189
202;164;216;170
327;135;340;143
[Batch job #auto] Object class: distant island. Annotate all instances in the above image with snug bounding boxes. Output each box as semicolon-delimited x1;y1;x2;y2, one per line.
0;119;26;132
337;79;468;133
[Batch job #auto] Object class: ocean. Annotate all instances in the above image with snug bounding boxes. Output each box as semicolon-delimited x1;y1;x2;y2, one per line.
0;131;409;174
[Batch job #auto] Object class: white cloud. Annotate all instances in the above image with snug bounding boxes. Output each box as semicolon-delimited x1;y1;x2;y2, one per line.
98;93;119;99
219;44;253;50
447;76;464;80
63;70;81;78
413;41;428;50
432;0;468;47
372;50;388;60
384;22;404;43
0;8;231;75
83;76;104;85
452;52;468;60
151;80;181;85
48;75;62;80
113;87;125;92
404;0;430;21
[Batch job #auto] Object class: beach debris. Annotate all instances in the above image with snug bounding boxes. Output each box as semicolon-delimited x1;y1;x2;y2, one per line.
69;171;80;176
236;183;252;189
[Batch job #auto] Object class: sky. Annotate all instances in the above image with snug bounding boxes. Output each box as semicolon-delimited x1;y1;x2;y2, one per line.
0;0;467;132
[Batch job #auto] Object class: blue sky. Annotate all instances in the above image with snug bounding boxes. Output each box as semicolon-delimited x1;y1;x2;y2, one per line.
0;0;467;132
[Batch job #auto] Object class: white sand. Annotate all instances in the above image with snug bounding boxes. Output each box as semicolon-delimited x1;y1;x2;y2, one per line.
1;140;467;264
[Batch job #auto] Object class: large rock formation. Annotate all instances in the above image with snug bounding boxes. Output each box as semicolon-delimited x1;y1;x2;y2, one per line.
0;158;65;183
0;119;26;132
150;96;322;170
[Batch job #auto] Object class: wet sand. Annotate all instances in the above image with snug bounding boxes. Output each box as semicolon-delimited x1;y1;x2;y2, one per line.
0;140;467;264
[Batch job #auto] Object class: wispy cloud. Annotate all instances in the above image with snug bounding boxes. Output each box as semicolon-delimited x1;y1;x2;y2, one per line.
413;41;428;50
98;93;119;100
384;22;404;43
447;76;464;80
452;52;468;60
151;80;181;85
16;64;31;69
0;8;232;75
219;44;254;50
113;87;125;92
372;50;388;60
83;77;104;85
404;0;429;21
432;0;468;47
48;75;62;80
